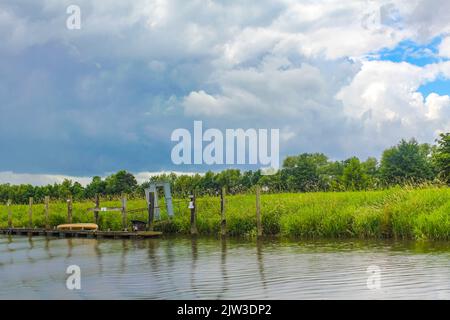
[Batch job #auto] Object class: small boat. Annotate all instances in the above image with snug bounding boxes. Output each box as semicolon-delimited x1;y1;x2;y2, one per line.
57;223;98;231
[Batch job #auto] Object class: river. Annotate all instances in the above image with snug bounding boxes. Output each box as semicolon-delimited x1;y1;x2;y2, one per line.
0;235;449;299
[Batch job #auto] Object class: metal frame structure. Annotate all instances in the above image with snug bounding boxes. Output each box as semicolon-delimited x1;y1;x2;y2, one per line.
145;182;174;220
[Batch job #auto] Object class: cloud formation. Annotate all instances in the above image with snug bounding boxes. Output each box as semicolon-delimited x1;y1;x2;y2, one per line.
0;0;449;182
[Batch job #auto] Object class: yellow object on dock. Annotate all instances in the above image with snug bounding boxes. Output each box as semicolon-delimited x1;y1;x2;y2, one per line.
57;223;99;231
0;227;163;239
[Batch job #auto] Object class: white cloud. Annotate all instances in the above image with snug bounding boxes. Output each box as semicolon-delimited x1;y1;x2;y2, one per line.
183;57;333;118
0;171;92;186
0;171;198;186
1;0;450;175
439;36;450;58
425;93;450;121
336;60;450;145
183;90;230;117
0;0;444;61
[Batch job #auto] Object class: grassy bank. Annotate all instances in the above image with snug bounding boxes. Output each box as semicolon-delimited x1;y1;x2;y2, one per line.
1;187;449;240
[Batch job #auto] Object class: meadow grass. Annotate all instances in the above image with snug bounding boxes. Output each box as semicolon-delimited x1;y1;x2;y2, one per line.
0;187;449;240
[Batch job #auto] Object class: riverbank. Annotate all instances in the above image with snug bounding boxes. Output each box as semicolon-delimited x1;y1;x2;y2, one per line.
1;187;449;240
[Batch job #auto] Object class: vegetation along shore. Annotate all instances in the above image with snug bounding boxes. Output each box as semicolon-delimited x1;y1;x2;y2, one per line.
0;134;449;240
1;186;449;240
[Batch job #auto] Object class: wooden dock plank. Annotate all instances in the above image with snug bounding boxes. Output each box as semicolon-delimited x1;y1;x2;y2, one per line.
0;228;162;239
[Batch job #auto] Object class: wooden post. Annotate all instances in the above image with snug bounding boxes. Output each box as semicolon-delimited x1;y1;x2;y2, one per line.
94;194;100;225
67;196;73;224
44;196;50;229
256;186;262;237
220;187;226;236
190;194;198;235
121;194;127;231
148;192;155;231
28;197;33;228
7;200;12;228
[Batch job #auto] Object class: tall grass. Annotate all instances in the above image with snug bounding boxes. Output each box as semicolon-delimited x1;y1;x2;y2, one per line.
0;187;449;240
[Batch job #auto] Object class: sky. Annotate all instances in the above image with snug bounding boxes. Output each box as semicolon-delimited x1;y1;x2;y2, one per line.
0;0;450;185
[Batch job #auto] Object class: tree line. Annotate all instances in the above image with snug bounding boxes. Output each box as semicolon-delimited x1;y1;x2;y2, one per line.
1;133;449;204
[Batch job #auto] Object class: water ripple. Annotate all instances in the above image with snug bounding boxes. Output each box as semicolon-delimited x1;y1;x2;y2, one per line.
1;236;450;299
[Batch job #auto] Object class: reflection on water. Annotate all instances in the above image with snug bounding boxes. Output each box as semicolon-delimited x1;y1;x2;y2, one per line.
0;235;450;299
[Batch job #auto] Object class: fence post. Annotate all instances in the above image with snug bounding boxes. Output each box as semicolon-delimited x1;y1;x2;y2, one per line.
7;200;12;228
28;197;33;228
94;194;100;226
256;186;262;237
190;194;198;235
67;196;73;224
220;187;226;236
121;194;127;231
44;196;50;229
148;192;155;231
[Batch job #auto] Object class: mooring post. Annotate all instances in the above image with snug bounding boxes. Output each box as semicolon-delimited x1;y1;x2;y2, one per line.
67;196;73;224
148;192;155;231
256;185;262;237
190;193;198;235
28;197;33;228
7;200;12;228
121;194;127;231
94;194;100;225
44;196;50;229
220;187;226;236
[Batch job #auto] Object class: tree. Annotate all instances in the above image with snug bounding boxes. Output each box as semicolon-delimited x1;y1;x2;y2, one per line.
71;182;85;200
380;139;434;185
258;171;284;192
320;160;345;191
281;153;328;192
85;176;107;198
105;170;137;195
432;133;450;183
240;170;261;190
361;157;379;188
341;157;369;190
199;171;219;194
59;179;74;198
215;169;242;193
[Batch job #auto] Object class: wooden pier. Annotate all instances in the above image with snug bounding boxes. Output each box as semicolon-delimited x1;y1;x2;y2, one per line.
0;228;162;239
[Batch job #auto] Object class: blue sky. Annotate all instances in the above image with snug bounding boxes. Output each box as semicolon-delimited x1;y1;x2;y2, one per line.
376;38;442;66
374;36;450;96
0;0;449;184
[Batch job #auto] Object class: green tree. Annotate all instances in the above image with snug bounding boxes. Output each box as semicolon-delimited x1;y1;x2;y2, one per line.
85;176;107;198
258;171;284;192
215;169;242;193
361;157;379;188
380;139;434;185
199;171;219;194
341;157;368;190
71;182;85;200
432;133;450;183
282;153;328;192
320;160;345;191
105;170;137;196
59;179;74;198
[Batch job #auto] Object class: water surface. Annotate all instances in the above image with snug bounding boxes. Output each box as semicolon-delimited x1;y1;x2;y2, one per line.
1;235;449;299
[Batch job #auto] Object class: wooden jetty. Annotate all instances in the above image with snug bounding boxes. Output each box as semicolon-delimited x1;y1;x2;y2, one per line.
0;228;162;239
2;192;164;240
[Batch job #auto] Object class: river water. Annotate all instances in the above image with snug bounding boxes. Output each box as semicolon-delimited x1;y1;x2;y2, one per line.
0;235;449;299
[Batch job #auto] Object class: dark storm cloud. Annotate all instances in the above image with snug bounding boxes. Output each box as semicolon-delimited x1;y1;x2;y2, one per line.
0;0;449;181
